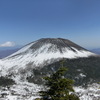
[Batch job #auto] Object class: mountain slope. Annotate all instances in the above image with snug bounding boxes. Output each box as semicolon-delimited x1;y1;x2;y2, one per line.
0;38;99;100
0;38;96;75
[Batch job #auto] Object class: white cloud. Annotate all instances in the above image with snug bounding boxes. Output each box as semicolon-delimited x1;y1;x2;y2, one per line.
0;41;15;47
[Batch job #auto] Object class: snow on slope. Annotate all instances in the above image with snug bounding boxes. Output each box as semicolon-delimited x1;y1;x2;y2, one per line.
6;41;36;58
0;38;96;76
0;81;100;100
0;81;44;100
0;45;95;74
74;83;100;100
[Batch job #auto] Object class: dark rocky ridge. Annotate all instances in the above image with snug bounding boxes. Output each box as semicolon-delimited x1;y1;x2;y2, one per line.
30;38;87;51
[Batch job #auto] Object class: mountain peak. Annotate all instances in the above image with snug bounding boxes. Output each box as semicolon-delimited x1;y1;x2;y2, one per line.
29;38;85;51
0;38;96;75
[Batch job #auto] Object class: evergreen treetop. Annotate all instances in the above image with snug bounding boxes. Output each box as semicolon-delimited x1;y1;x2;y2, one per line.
39;61;80;100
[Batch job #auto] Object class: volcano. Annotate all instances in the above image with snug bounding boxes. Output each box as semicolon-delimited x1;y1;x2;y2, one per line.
0;38;96;76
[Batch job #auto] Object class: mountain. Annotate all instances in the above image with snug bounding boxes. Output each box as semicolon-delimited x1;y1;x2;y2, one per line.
0;48;20;59
0;38;96;76
0;38;99;100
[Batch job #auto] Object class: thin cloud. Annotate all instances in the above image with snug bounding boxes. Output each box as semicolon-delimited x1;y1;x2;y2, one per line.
0;41;15;47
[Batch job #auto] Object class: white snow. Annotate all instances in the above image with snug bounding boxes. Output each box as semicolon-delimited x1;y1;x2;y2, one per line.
79;73;86;77
0;43;96;76
5;42;36;59
0;81;43;100
74;83;100;100
0;82;100;100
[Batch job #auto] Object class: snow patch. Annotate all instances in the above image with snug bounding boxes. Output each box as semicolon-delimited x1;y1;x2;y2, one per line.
79;73;86;78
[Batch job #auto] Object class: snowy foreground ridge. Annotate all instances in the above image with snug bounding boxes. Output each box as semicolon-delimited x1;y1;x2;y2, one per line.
0;82;100;100
0;38;99;100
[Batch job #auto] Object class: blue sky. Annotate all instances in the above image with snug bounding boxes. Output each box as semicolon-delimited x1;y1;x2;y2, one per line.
0;0;100;49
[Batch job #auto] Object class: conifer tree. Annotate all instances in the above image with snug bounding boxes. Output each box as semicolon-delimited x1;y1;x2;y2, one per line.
39;61;80;100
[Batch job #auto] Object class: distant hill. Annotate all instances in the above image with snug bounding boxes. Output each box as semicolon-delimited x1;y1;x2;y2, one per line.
0;48;20;59
91;48;100;54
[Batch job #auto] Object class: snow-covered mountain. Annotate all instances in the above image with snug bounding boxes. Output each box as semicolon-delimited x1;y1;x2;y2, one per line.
0;38;99;100
0;38;96;75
